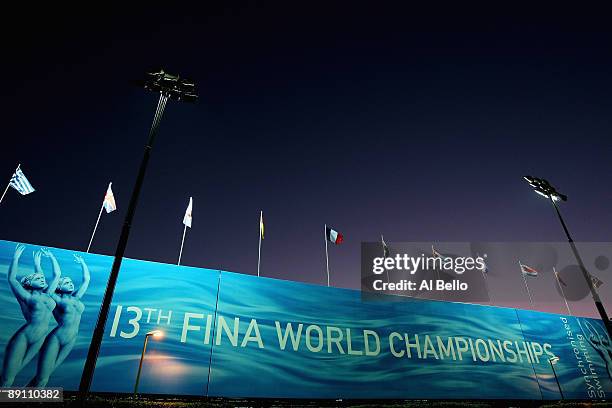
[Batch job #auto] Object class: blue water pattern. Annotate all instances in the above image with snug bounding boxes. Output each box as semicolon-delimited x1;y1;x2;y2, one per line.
0;240;610;399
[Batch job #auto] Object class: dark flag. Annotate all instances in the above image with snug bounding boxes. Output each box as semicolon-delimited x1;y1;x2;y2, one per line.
591;274;604;289
382;235;390;258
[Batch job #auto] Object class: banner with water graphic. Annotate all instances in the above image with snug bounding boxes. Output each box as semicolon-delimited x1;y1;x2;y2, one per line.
0;240;610;399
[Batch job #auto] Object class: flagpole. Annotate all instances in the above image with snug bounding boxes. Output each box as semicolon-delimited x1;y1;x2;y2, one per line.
382;235;389;283
0;164;19;206
325;224;330;287
481;269;494;305
0;182;10;206
86;202;105;253
481;269;493;304
477;253;493;305
519;261;534;307
432;245;441;282
178;224;187;265
553;267;572;316
257;210;262;277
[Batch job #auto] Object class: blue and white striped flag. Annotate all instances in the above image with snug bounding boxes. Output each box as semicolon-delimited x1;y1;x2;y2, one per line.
9;166;35;195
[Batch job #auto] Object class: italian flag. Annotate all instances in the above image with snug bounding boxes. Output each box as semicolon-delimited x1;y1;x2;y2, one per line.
326;226;343;245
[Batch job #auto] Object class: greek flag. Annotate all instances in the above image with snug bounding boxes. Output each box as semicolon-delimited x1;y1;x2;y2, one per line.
9;166;35;195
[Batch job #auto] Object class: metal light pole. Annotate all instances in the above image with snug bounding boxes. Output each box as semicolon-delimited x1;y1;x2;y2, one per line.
79;70;197;398
134;330;164;396
524;176;612;340
548;356;563;400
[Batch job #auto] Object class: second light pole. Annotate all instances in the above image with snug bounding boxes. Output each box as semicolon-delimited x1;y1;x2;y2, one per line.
524;176;612;340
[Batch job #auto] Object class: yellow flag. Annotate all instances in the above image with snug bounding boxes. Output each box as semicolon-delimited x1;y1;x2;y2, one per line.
259;211;264;239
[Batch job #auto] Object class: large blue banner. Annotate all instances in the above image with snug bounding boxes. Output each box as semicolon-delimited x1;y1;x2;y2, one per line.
0;240;610;399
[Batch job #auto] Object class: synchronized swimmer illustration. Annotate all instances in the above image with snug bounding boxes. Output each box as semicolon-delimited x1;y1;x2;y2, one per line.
0;244;89;387
578;319;612;381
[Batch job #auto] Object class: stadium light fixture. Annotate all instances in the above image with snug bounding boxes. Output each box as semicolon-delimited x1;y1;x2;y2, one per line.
79;70;197;398
523;176;612;341
523;176;567;202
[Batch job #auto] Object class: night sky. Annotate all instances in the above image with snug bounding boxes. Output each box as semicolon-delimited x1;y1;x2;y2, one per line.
1;5;611;315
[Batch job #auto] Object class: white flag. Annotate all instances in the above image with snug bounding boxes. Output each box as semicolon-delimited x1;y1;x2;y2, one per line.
103;182;117;213
183;197;193;228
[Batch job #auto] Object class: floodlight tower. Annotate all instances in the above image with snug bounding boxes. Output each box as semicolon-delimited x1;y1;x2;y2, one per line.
523;176;612;339
78;70;197;397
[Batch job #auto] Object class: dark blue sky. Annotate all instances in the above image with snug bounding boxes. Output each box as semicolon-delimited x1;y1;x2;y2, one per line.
1;5;611;312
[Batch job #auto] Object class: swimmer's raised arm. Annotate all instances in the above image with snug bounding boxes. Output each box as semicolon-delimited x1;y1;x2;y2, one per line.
73;254;90;299
41;249;61;295
8;244;30;301
33;250;43;275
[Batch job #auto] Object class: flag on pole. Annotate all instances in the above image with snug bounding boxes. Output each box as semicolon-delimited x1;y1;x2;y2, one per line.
183;197;193;228
326;226;343;245
520;263;539;277
9;166;35;195
590;274;604;289
518;261;535;306
87;181;116;253
476;253;488;274
432;247;441;258
554;269;567;286
432;246;453;262
102;183;117;213
382;235;390;258
260;211;264;240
